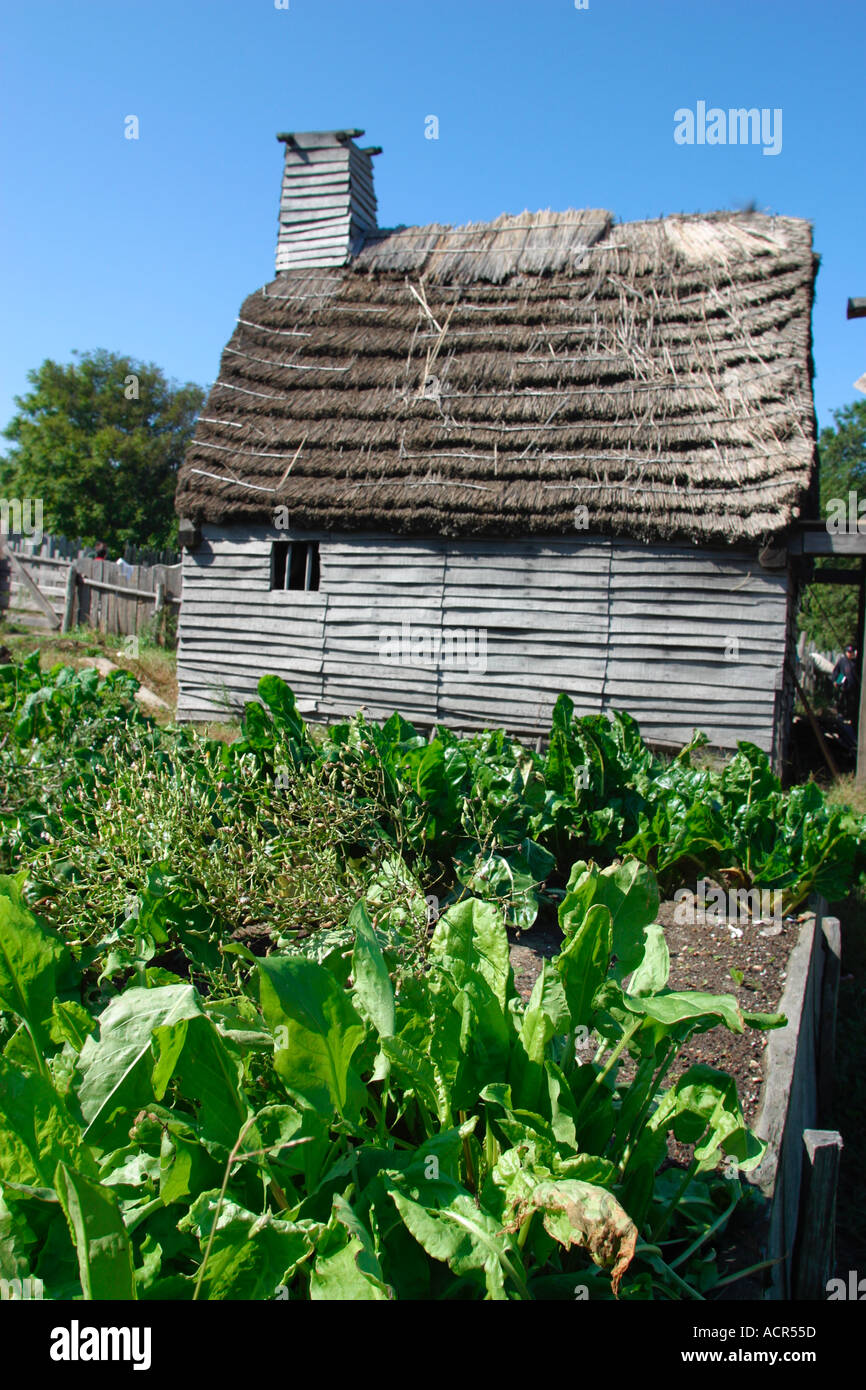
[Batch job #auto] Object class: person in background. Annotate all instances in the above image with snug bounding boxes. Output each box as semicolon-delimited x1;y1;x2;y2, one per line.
832;642;859;721
94;541;108;560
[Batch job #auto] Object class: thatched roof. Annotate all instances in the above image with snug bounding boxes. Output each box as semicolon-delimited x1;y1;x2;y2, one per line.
176;208;817;545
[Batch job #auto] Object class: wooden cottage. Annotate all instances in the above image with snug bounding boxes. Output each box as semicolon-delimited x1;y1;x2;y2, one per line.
175;129;818;760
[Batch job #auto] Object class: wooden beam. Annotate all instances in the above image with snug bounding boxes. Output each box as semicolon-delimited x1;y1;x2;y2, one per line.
84;577;178;603
792;1130;843;1300
61;564;78;633
6;549;61;629
803;531;866;555
810;567;862;585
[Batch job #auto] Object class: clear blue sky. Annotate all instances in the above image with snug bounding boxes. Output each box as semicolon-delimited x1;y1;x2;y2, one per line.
1;0;864;436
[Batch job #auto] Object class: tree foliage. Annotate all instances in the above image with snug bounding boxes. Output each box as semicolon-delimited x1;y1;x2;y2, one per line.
0;349;205;552
798;399;866;653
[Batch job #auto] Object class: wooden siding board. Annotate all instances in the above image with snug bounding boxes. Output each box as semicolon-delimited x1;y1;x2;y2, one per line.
176;531;791;751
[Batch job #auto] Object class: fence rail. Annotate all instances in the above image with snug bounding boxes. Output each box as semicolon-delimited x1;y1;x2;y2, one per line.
0;533;182;643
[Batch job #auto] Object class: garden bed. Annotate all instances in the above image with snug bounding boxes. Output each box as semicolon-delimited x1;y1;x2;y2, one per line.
0;660;854;1301
509;891;801;1131
510;896;843;1300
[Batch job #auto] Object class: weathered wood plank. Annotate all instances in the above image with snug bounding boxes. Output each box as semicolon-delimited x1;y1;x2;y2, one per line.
179;648;324;673
182;584;328;607
609;616;784;638
321;564;446;585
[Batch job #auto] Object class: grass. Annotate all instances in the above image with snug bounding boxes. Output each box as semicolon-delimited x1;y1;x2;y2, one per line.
826;773;866;818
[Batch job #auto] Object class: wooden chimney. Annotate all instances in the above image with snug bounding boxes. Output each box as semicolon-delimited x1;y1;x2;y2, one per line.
274;129;380;271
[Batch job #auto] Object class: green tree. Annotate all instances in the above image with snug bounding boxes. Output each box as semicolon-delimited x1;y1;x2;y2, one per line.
798;399;866;653
0;349;205;552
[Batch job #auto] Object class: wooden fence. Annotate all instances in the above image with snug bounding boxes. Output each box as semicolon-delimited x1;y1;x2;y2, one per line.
0;534;182;643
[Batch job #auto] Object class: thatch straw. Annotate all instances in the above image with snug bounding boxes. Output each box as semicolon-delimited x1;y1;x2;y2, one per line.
176;209;817;545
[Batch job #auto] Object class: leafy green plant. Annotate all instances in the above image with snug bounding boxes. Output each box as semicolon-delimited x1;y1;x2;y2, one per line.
0;862;783;1300
1;659;863;1301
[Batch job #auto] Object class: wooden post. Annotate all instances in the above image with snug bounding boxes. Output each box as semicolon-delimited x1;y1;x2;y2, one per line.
61;564;77;633
857;635;866;780
818;916;841;1125
154;579;166;646
792;1130;843;1300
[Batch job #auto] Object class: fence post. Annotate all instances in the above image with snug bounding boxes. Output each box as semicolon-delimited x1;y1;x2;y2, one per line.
792;1129;843;1300
818;917;841;1124
61;563;77;633
154;579;166;646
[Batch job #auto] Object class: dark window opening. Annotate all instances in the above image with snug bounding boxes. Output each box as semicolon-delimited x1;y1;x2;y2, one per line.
271;540;320;592
271;541;289;590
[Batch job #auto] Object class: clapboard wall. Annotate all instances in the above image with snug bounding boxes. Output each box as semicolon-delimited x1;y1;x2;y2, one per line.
177;526;791;754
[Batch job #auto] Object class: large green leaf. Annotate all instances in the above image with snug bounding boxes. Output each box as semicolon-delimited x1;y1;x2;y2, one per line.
350;901;395;1079
310;1234;391;1300
258;955;366;1120
649;1064;766;1172
453;839;555;930
0;1056;96;1185
151;1014;249;1152
258;675;308;743
310;1195;392;1301
429;898;511;1011
554;902;613;1028
183;1193;315;1299
77;984;204;1145
622;989;745;1035
510;964;570;1113
0;874;77;1056
390;1187;523;1300
381;1037;451;1126
50;999;97;1053
627;922;670;997
54;1162;137;1300
0;1190;38;1282
560;858;657;982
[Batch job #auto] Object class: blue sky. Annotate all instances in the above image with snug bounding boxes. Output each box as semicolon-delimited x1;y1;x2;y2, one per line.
1;0;864;436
